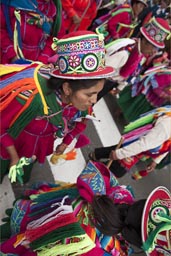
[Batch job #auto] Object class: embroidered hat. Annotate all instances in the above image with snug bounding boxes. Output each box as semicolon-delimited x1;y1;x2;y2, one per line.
77;160;134;204
50;31;116;79
132;0;148;7
141;186;171;256
140;17;171;49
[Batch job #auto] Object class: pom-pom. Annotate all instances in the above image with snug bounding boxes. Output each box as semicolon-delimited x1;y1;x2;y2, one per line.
131;170;148;180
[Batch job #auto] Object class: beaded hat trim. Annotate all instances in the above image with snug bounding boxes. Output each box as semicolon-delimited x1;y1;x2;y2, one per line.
140;17;170;49
50;32;115;79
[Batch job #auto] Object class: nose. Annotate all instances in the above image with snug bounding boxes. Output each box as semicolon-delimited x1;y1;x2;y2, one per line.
149;44;158;54
90;94;97;104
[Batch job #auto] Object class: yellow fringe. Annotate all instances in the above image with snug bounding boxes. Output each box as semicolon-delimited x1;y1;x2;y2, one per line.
14;10;25;59
50;149;77;164
37;234;95;256
0;64;27;76
34;65;49;115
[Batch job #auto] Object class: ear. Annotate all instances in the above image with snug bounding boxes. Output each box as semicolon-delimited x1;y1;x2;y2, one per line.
62;82;72;96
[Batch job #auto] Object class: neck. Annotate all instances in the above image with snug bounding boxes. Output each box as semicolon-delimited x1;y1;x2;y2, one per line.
61;92;71;105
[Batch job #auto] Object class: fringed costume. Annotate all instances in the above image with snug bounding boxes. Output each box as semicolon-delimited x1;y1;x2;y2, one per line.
0;161;135;255
0;63;92;182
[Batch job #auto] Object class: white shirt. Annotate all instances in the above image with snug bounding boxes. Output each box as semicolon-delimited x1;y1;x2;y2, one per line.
116;115;171;164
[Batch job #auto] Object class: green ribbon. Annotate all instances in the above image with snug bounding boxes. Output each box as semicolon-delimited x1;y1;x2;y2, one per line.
142;212;171;253
8;156;36;184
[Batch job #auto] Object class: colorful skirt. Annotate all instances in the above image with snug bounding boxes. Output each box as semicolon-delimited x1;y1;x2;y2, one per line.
117;86;153;122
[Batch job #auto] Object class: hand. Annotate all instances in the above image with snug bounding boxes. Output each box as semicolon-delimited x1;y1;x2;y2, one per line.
72;14;81;24
109;150;119;160
6;145;20;167
147;161;157;173
10;157;20;168
55;143;67;155
11;56;18;63
8;156;36;184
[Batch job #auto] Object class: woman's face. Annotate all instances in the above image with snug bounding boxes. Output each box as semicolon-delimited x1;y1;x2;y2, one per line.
159;0;168;9
69;80;104;111
133;3;145;17
140;37;157;56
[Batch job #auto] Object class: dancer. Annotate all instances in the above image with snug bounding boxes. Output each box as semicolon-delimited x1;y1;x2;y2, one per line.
0;31;115;184
89;106;171;179
0;0;62;64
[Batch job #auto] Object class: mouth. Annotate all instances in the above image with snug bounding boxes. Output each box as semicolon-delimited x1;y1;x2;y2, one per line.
81;105;92;110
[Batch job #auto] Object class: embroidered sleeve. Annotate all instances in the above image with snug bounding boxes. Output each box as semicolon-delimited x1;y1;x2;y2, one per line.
63;122;86;145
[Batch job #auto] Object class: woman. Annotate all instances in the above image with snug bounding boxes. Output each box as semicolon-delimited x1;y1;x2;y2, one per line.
58;0;101;36
114;17;171;122
95;0;148;43
92;186;171;255
0;31;115;184
0;0;62;64
98;17;170;102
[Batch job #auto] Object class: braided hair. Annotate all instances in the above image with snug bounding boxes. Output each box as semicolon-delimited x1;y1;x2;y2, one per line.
92;195;146;248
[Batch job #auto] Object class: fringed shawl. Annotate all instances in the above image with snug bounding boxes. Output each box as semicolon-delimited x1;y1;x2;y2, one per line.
9;183;95;255
0;63;64;138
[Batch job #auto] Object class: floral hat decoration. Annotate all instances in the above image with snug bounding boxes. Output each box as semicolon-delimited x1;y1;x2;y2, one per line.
50;31;116;79
140;17;171;49
141;186;171;256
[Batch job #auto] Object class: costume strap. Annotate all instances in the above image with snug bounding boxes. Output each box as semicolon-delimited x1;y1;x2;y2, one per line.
13;9;24;59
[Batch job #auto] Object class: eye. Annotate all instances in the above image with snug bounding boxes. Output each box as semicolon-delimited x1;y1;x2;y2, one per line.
86;93;93;97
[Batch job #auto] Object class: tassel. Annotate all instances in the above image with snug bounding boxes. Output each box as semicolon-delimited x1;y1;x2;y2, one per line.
50;149;77;164
50;135;90;165
131;170;148;180
8;155;36;184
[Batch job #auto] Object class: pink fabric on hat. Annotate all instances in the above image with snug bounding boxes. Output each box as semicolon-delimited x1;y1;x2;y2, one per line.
109;185;135;204
48;54;58;64
77;161;113;203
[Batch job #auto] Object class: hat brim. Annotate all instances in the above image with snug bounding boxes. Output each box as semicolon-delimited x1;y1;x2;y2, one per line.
141;186;171;256
49;66;116;80
137;0;148;7
140;27;165;49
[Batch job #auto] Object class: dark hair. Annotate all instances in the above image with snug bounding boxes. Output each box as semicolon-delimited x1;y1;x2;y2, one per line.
131;0;146;6
92;195;146;248
47;77;105;93
92;195;128;235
